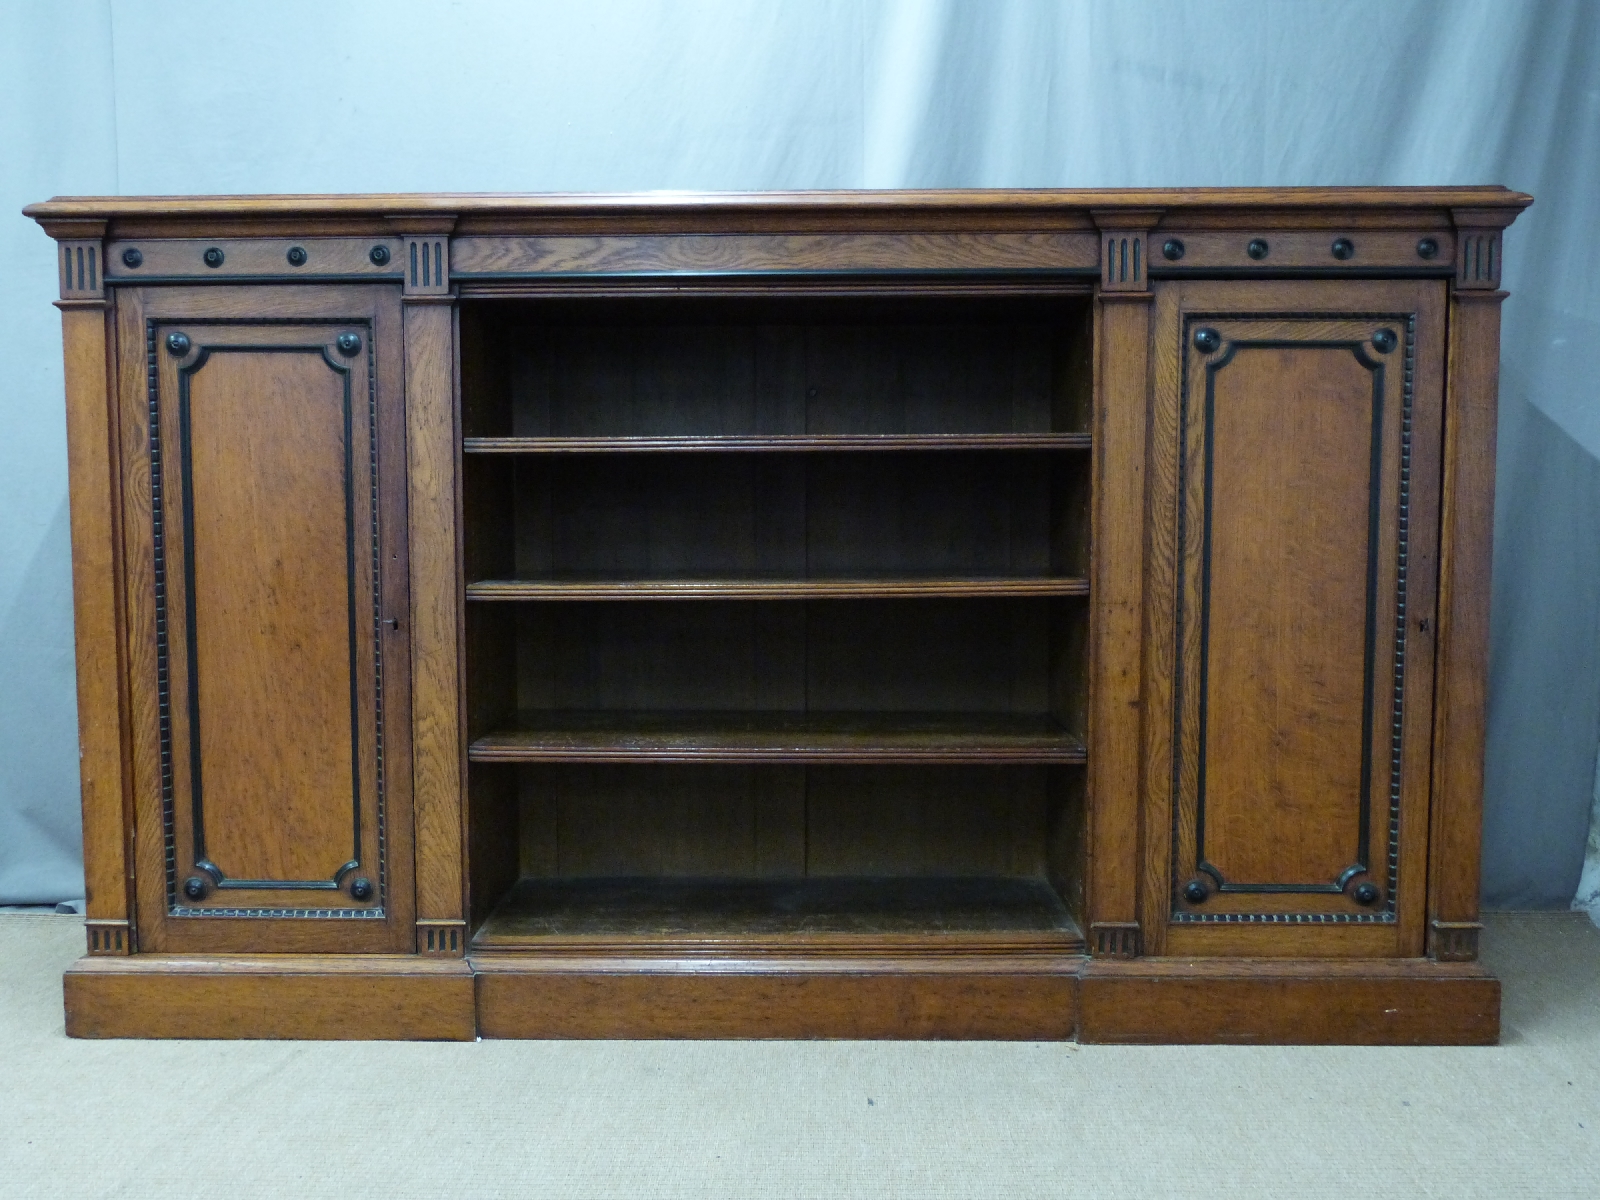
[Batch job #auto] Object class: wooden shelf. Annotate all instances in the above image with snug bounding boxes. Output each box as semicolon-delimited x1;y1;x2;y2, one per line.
463;434;1091;453
466;576;1089;601
470;875;1085;950
469;711;1086;763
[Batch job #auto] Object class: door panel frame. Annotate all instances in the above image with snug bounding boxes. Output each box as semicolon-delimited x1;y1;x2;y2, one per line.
116;285;413;953
1140;279;1448;958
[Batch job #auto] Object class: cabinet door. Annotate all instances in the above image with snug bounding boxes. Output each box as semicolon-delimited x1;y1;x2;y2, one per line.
118;287;412;952
1144;280;1446;957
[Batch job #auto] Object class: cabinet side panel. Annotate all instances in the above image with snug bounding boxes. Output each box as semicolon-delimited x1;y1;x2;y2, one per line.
405;300;465;925
61;301;132;940
1428;290;1504;960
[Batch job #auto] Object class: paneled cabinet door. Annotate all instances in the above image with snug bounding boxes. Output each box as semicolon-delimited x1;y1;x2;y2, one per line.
1144;280;1447;957
118;287;412;952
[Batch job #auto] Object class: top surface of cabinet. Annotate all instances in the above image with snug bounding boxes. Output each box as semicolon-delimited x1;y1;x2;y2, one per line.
25;185;1532;218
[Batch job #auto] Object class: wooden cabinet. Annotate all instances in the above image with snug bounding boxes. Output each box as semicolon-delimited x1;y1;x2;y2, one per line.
28;190;1528;1041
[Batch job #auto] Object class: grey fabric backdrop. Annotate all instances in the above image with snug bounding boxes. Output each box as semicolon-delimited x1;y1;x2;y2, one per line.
3;0;1596;907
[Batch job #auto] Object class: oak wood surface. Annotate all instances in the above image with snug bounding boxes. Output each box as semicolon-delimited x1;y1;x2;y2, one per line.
405;298;466;927
25;185;1532;220
1148;280;1446;954
1428;290;1506;959
472;875;1082;944
505;597;1082;718
1200;339;1374;886
473;955;1080;1039
1080;958;1499;1045
65;954;474;1040
1086;291;1150;953
470;712;1086;763
32;187;1526;1042
182;344;359;882
451;231;1098;277
483;297;1088;439
467;578;1087;600
463;434;1092;453
116;287;412;953
59;298;134;944
476;446;1087;586
508;761;1072;884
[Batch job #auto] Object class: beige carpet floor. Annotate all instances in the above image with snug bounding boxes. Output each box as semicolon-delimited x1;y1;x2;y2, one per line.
1;912;1596;1199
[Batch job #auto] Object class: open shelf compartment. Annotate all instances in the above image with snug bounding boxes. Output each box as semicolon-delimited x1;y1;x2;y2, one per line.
458;289;1094;952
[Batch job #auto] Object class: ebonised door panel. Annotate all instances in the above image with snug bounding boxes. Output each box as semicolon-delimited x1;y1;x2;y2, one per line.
1144;280;1447;957
118;287;412;952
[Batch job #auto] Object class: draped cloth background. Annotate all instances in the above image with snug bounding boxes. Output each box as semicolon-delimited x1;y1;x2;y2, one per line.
2;0;1596;912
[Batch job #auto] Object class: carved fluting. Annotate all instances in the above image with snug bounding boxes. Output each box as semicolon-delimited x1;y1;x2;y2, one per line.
419;921;466;955
1091;922;1141;957
406;238;450;295
58;240;104;299
1456;231;1501;289
1430;922;1481;962
1100;233;1147;291
85;921;130;955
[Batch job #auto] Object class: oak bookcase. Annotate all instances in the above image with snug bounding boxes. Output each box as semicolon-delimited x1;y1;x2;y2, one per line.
27;188;1529;1042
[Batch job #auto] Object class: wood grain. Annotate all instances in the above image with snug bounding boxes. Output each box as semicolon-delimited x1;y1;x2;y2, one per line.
474;955;1080;1039
470;713;1085;763
31;189;1526;1043
1080;957;1498;1044
451;232;1098;277
1428;290;1506;958
1200;342;1373;885
495;297;1081;439
1150;280;1446;951
406;298;465;925
103;237;402;281
59;300;133;942
25;185;1531;222
472;876;1081;946
463;434;1091;453
468;578;1087;600
1086;292;1150;951
1147;230;1458;273
65;955;474;1040
117;288;412;954
181;346;358;882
